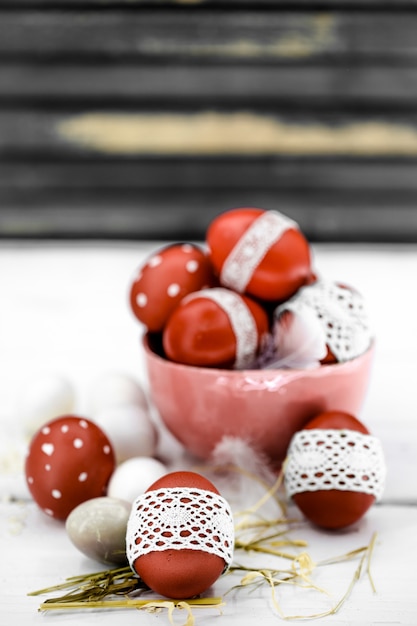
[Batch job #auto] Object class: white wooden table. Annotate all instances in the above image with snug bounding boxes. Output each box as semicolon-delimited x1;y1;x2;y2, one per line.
1;240;416;625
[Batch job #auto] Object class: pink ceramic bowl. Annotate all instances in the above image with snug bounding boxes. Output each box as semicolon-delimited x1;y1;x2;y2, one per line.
143;334;375;469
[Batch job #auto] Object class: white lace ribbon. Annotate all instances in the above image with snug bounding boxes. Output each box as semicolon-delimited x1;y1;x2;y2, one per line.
275;280;373;362
220;210;298;293
126;487;234;572
285;429;386;500
184;288;258;369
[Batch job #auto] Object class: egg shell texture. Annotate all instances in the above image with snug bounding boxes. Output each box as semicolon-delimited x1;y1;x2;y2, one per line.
107;456;167;503
206;208;312;302
162;288;269;368
287;411;383;529
66;497;131;565
88;371;148;415
92;404;157;464
25;415;115;520
304;411;369;433
18;373;76;439
127;471;233;599
130;243;216;332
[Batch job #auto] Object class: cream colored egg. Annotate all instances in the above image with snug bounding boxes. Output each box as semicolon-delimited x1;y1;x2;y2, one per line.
88;371;148;416
66;497;131;565
107;457;167;503
92;404;157;464
17;374;75;439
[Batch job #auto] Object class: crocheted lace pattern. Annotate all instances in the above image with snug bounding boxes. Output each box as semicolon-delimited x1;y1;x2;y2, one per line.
220;210;298;293
276;280;373;362
126;487;235;572
185;288;258;369
285;429;386;500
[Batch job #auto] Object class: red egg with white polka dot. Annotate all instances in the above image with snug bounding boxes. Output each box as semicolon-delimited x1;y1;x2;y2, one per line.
206;207;312;302
25;415;116;520
130;243;217;332
284;411;386;529
162;287;269;369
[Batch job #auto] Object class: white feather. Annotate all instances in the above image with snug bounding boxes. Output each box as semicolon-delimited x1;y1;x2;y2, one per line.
270;304;327;370
204;436;283;516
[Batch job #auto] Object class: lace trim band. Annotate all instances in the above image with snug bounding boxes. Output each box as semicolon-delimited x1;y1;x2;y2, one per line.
276;280;373;362
185;288;258;369
220;210;298;293
126;487;235;571
285;429;386;500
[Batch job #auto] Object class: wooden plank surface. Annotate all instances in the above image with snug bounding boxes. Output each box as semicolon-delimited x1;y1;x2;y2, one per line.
2;0;417;6
3;64;417;104
1;11;417;61
0;242;416;624
1;200;416;242
2;158;417;191
1;2;417;241
4;111;417;156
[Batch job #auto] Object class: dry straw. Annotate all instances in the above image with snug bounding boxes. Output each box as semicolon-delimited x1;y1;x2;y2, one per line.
29;465;379;624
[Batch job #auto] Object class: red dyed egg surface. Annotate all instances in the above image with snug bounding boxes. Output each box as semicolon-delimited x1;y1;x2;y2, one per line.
162;288;269;368
131;471;229;599
303;411;370;434
146;470;221;494
25;415;115;520
290;411;376;529
206;207;311;302
130;243;216;332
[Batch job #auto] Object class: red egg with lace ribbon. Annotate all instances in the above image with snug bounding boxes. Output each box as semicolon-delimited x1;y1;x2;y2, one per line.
126;471;234;599
206;207;312;302
285;411;386;529
273;280;373;366
162;287;269;369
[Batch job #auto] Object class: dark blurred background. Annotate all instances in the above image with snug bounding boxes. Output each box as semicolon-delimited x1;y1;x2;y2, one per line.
1;0;417;242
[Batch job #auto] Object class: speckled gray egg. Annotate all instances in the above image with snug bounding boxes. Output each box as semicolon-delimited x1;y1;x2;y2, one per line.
66;496;131;565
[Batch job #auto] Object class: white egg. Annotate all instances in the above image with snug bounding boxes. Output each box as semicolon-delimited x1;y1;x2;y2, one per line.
88;371;148;415
92;404;158;464
17;374;75;439
66;497;131;565
107;457;167;503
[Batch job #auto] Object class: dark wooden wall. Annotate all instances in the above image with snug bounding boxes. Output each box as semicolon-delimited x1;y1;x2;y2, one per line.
1;0;417;241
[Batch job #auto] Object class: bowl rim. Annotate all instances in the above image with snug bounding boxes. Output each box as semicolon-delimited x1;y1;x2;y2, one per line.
142;331;375;376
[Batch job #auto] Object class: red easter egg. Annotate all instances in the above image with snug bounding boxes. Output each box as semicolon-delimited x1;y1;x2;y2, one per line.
130;243;216;332
274;280;373;365
25;415;115;520
162;287;269;368
304;411;369;433
206;207;312;302
321;283;369;364
285;411;385;529
126;471;234;599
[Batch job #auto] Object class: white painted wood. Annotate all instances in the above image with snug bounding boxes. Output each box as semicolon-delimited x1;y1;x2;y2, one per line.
1;501;416;625
0;241;416;624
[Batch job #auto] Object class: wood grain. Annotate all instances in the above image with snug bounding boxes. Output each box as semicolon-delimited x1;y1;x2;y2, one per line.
2;64;417;104
1;0;417;6
4;110;417;157
1;11;416;61
1;194;416;242
1;158;417;191
1;2;417;241
0;241;416;623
